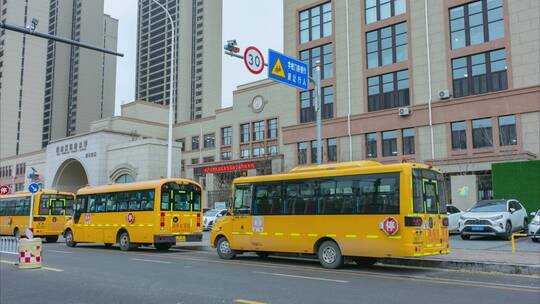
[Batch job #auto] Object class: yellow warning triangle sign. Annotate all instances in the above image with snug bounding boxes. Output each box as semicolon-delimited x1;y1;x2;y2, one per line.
271;58;286;78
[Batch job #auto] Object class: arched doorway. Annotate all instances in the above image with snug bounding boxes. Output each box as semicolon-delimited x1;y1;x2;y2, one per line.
53;159;89;193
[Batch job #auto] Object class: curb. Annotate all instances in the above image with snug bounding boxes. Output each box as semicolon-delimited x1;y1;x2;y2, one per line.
379;258;540;276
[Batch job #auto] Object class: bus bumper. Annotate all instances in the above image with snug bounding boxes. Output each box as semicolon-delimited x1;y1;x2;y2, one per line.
153;235;177;244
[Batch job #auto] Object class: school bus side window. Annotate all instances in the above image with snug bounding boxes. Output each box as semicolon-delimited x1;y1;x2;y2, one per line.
39;195;50;215
234;185;252;215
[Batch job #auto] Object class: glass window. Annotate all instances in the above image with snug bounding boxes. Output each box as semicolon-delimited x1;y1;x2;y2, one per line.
115;174;134;184
191;136;199;150
203;156;215;163
221;127;232;146
472;118;493;148
128;192;141;211
234;185;252;215
451;121;467;150
449;0;504;49
452;49;507;97
267;118;278;139
39;195;51;215
357;173;400;214
311;140;321;163
268;145;279;156
106;193;117;212
221;151;232;161
366;22;407;69
203;133;215;149
252;121;265;141
327;138;337;162
253;183;283;215
240;149;250;159
285;182;318;214
368;70;409;111
252;147;265;157
299;44;333;80
240;123;250;143
498;115;517;146
365;0;406;24
117;193;128;212
299;2;332;43
366;133;378;158
300;87;334;123
402;128;415;155
382;130;398;157
298;142;308;164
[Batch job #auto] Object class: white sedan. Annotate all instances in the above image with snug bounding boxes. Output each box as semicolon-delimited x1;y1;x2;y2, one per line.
529;210;540;243
203;209;227;231
459;199;528;240
446;205;463;234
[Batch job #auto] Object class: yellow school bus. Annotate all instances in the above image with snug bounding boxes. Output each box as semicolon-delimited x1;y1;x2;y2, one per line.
0;190;75;242
210;161;450;268
64;178;203;251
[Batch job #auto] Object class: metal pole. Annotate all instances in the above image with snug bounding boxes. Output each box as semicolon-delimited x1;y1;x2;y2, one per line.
314;60;322;165
151;0;175;179
0;21;124;57
28;193;34;238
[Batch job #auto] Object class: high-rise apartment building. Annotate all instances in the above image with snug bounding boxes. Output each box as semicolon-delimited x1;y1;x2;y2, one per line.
135;0;222;122
0;0;118;158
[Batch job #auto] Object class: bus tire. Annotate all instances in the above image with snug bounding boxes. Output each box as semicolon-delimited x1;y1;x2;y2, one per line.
45;236;59;243
118;231;133;251
318;240;344;269
155;243;172;251
354;257;377;267
216;237;236;260
65;229;77;247
13;228;20;239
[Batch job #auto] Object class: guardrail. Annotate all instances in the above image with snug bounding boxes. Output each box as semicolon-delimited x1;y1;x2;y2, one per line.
0;237;19;254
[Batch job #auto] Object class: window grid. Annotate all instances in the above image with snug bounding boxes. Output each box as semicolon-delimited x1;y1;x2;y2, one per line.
299;2;332;44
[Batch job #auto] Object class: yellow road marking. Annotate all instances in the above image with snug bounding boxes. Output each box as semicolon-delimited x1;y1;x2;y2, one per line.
234;299;267;304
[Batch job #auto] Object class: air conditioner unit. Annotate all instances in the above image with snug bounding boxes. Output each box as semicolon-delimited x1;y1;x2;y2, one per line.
398;107;411;117
439;89;450;100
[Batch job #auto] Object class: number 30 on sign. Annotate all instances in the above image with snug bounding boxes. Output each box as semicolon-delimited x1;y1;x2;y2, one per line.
244;46;265;75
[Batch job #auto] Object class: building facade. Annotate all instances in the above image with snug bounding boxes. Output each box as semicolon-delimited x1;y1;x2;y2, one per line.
135;0;222;121
1;0;539;211
0;0;118;159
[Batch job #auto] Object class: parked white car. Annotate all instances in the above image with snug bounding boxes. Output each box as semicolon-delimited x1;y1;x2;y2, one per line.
529;210;540;243
459;199;528;240
446;205;463;234
203;209;227;231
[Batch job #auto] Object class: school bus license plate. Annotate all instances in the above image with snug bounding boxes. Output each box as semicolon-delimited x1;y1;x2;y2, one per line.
176;235;186;242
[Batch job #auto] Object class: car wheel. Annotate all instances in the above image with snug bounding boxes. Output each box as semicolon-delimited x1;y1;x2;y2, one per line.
216;237;236;259
318;240;344;269
119;231;133;251
503;221;512;240
460;234;470;240
65;229;77;247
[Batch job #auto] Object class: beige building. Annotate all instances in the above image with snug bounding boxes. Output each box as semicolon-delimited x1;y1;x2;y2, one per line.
135;0;222;121
1;0;539;211
0;0;118;159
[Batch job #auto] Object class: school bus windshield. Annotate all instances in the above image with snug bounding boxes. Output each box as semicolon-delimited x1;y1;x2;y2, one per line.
160;182;201;212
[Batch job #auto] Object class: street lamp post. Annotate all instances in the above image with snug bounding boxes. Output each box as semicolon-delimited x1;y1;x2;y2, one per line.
314;60;322;164
151;0;176;178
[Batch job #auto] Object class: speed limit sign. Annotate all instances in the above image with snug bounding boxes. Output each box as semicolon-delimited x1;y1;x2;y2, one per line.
244;46;265;74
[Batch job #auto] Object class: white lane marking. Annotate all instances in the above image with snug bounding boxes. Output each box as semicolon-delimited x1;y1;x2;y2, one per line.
253;271;349;283
131;258;171;264
47;250;72;254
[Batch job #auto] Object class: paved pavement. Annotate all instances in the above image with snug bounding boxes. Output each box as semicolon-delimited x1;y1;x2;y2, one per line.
1;240;540;304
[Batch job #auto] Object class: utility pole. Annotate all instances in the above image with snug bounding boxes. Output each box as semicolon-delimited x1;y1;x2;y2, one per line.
314;60;322;164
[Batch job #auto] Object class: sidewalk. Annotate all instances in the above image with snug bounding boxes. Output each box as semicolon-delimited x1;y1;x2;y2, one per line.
381;238;540;276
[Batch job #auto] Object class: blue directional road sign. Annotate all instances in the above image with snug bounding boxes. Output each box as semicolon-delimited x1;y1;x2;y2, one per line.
267;49;309;90
28;182;40;194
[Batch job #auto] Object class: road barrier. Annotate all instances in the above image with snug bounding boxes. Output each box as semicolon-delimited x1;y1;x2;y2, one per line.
18;238;42;269
511;233;528;253
0;236;19;254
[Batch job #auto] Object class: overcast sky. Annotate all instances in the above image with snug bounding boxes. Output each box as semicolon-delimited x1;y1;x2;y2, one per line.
103;0;283;114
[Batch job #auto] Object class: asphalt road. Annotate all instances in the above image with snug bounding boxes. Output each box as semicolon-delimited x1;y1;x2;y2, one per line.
1;238;539;304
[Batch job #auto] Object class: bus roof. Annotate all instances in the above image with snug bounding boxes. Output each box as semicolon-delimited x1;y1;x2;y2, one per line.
234;161;434;184
76;178;202;195
0;189;75;199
